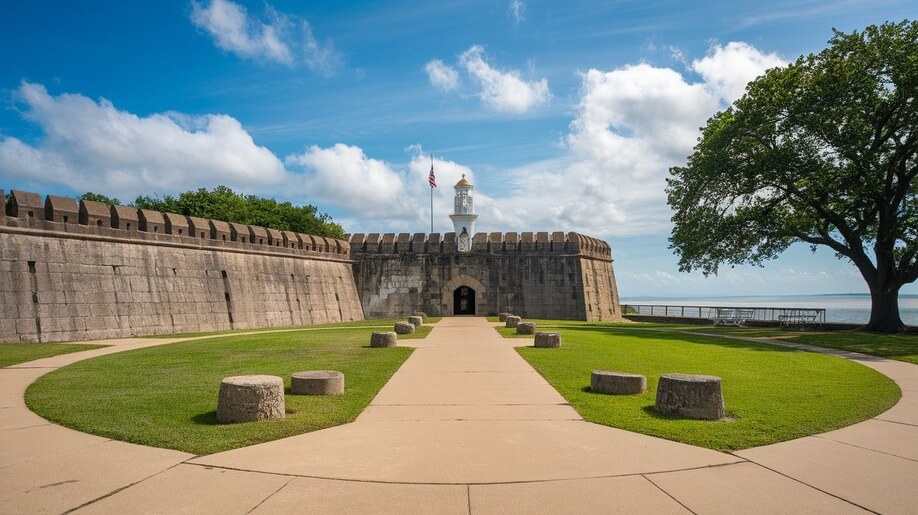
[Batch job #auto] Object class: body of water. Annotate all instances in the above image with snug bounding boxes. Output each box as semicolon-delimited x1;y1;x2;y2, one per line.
620;294;918;325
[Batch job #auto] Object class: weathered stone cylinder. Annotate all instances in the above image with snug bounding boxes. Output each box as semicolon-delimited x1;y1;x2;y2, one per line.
534;332;561;348
591;371;646;394
505;316;521;328
408;315;423;327
394;322;415;334
411;311;427;318
370;332;397;347
291;371;344;395
217;375;285;423
655;373;725;420
498;312;511;322
516;322;536;335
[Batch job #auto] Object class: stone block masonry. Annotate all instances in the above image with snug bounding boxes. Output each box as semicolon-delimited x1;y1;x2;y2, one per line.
0;191;363;343
350;231;621;321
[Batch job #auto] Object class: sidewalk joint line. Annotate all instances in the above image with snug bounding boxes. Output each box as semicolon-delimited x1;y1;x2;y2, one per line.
61;460;187;514
245;478;294;514
732;456;881;514
811;434;918;463
873;416;918;428
641;474;698;514
183;460;747;487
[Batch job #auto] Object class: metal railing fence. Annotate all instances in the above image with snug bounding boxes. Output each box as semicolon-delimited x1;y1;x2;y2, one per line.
623;304;826;324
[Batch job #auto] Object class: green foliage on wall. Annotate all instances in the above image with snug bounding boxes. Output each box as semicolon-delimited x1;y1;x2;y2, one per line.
80;192;122;206
130;186;345;238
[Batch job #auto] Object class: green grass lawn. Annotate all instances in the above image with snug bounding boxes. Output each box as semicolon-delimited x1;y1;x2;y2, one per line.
510;323;900;451
26;327;416;455
498;317;918;365
1;343;108;368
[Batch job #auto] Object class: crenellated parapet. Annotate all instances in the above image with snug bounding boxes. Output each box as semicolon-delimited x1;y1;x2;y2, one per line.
1;189;350;259
349;231;612;260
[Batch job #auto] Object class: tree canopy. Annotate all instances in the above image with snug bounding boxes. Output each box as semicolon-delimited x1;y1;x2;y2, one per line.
130;186;345;239
667;21;918;332
80;192;121;206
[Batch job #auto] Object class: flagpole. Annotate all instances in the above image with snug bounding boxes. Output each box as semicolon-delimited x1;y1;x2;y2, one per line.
430;155;434;233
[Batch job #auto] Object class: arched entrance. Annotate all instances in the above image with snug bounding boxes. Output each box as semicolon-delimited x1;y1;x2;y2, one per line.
453;286;476;315
441;274;487;316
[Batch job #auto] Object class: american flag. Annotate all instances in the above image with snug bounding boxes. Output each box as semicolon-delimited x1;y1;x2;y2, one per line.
428;159;437;188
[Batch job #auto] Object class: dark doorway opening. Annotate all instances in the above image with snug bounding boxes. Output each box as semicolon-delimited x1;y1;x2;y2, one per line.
453;286;476;315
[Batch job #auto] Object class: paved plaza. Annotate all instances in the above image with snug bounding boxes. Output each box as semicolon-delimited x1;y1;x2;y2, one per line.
1;317;917;513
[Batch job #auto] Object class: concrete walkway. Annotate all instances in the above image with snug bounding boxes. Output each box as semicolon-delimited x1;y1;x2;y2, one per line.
1;318;917;513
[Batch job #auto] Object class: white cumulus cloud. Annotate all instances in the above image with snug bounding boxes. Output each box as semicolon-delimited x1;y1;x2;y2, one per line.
453;41;785;237
190;0;294;65
285;144;476;230
424;59;460;92
190;0;342;74
691;41;786;102
0;82;288;200
426;46;550;114
285;144;408;219
459;45;550;114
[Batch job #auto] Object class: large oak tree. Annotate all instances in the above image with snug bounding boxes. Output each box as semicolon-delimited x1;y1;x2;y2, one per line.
667;21;917;333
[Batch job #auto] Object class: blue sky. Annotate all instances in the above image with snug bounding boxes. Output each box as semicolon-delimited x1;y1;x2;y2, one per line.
1;0;914;297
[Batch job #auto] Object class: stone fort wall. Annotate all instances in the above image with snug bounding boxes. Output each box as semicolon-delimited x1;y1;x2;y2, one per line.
0;190;363;343
349;231;621;321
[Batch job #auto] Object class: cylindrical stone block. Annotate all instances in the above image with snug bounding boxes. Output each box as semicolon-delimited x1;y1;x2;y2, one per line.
505;316;521;328
408;315;424;327
217;375;285;423
498;312;511;322
516;322;536;335
291;371;344;395
394;322;415;334
411;311;427;318
370;332;397;347
655;373;725;420
591;371;646;394
534;332;561;348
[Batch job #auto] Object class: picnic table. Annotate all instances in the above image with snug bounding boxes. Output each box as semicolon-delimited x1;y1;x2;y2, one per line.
778;310;820;327
712;308;755;326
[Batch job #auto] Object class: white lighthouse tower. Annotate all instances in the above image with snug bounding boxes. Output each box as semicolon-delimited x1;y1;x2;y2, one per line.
449;174;477;252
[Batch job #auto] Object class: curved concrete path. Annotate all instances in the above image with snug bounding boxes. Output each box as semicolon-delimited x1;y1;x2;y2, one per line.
1;317;916;513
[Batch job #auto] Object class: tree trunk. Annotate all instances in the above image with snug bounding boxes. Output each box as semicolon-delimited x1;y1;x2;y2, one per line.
864;281;905;333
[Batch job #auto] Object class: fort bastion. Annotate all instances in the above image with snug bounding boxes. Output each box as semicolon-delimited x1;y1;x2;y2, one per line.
0;180;621;343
